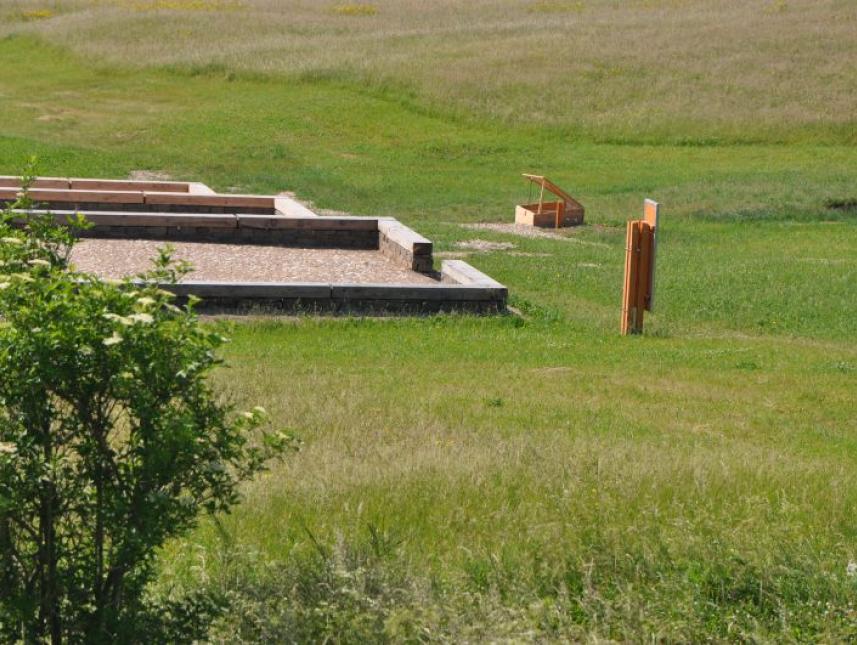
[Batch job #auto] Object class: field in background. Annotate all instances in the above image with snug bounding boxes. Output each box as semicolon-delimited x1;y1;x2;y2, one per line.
1;2;856;640
2;0;856;143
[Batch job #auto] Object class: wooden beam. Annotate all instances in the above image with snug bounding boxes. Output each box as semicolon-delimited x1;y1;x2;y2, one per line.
620;220;641;335
620;199;661;334
522;173;584;211
643;199;660;311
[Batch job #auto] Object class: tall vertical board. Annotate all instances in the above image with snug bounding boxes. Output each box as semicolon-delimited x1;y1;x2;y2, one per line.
620;220;641;335
643;199;660;311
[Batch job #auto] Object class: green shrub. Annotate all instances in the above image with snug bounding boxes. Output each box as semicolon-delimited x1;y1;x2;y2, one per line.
0;162;291;642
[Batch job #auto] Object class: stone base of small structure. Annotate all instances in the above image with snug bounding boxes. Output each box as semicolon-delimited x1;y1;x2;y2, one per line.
514;202;584;228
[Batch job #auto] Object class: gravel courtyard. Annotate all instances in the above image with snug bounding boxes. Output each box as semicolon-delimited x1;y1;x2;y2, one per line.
70;239;437;284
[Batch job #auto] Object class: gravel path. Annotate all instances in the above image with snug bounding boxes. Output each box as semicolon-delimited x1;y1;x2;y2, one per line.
461;223;568;239
70;239;437;284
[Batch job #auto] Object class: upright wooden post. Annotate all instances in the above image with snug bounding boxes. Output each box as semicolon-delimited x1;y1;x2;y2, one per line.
621;220;641;335
621;199;660;335
642;198;660;311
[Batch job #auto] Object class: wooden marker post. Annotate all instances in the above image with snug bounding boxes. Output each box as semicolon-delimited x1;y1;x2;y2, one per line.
621;199;660;335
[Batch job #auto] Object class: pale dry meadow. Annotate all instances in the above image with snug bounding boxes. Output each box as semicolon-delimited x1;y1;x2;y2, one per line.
2;0;856;142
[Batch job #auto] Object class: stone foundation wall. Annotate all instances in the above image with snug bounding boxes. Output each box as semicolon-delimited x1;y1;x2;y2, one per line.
10;207;508;314
77;225;376;249
158;281;507;315
20;210;379;249
19;201;277;215
378;219;434;273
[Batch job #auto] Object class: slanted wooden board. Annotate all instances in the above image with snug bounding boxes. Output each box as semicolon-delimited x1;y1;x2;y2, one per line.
521;174;584;211
516;174;585;228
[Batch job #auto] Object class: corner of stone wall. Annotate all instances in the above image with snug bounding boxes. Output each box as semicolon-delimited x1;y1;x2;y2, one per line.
378;218;433;273
441;260;505;288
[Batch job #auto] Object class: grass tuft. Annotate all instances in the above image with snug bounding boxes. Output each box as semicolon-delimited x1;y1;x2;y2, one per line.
107;0;243;12
19;8;55;20
330;3;377;17
529;1;585;13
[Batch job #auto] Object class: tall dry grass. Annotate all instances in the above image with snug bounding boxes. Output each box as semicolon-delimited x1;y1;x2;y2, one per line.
150;318;857;640
1;0;855;141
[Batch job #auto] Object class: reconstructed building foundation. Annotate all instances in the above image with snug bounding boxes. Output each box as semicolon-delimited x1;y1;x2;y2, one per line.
2;176;507;314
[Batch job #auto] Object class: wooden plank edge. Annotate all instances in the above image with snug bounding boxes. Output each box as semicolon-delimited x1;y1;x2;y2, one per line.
12;210;239;228
441;260;505;289
237;214;379;230
331;283;506;301
378;219;432;254
274;195;320;218
136;281;505;303
187;182;217;195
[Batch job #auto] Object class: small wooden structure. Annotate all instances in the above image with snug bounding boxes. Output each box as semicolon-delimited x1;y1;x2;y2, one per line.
620;199;660;335
515;174;584;228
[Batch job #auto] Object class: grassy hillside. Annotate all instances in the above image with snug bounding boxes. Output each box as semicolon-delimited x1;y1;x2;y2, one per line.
0;5;856;640
2;0;856;143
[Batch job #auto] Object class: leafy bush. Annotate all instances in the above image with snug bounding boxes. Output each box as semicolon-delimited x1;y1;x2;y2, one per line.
0;165;290;642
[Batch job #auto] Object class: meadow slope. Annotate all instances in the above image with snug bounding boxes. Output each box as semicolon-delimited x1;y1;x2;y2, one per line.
0;2;856;640
1;0;856;142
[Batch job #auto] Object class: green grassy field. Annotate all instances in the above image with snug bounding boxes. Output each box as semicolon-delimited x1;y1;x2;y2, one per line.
1;1;856;640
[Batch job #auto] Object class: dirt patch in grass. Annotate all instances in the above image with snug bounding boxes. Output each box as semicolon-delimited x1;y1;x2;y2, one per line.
456;239;516;252
462;223;569;240
531;366;575;373
437;249;551;259
435;251;472;259
461;223;609;248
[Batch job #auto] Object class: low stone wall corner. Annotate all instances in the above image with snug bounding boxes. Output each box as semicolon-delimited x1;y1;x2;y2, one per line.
378;219;433;273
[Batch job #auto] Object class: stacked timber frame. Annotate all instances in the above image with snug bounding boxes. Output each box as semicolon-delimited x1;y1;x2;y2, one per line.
0;176;507;314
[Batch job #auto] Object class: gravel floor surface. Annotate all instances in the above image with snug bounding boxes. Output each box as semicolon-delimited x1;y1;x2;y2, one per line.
70;239;437;284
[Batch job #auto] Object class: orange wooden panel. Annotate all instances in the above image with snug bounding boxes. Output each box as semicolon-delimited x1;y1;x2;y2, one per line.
635;223;653;321
643;199;659;311
522;174;584;211
620;220;641;335
643;198;659;228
